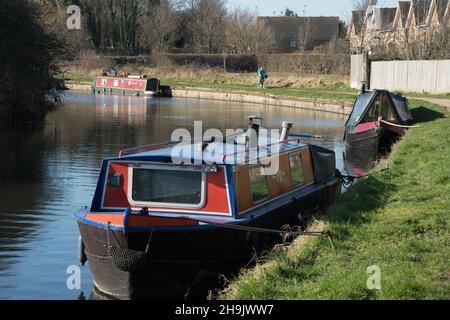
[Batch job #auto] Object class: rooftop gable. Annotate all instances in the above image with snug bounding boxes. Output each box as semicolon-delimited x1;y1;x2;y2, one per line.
412;0;433;25
348;10;365;36
399;1;412;26
433;0;449;23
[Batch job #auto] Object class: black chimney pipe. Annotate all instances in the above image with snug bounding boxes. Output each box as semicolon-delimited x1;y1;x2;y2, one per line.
361;81;366;94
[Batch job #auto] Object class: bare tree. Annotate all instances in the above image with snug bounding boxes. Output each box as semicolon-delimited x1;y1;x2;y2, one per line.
225;7;274;54
140;0;179;51
82;0;104;49
187;0;227;53
352;0;376;12
402;25;450;60
348;0;378;54
297;17;312;51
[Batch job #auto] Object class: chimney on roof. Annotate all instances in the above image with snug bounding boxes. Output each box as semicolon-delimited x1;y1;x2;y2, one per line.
246;116;262;149
279;121;293;142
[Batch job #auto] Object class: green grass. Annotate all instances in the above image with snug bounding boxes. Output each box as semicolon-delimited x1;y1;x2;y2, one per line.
221;100;450;300
58;72;93;84
163;79;357;104
402;92;450;100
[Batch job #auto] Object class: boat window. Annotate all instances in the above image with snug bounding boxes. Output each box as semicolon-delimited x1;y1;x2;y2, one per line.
380;94;396;122
389;93;413;123
146;78;159;91
248;165;269;203
131;168;203;206
346;91;377;126
289;151;305;187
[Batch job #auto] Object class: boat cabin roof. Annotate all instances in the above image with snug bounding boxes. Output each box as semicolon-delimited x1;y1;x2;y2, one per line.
114;138;308;166
346;90;413;127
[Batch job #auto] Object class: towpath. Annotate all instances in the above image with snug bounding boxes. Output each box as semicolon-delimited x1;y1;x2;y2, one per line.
412;97;450;113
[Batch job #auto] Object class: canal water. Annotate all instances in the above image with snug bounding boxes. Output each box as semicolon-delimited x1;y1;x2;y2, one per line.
0;92;360;299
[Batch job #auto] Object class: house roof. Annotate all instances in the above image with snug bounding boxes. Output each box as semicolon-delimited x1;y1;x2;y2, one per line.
257;16;340;42
447;1;450;21
374;7;398;30
398;1;412;26
412;0;433;25
116;139;308;165
435;0;449;23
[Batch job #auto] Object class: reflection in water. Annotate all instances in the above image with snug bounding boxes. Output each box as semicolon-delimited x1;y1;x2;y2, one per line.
0;91;369;299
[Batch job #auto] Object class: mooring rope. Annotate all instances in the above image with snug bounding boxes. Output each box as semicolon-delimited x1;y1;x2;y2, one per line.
380;120;422;128
335;166;390;190
160;215;336;249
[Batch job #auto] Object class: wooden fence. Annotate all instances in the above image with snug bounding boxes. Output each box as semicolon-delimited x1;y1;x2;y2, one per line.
351;55;450;94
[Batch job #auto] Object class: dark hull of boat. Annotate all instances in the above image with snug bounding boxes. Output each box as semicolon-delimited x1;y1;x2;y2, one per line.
344;126;399;160
78;179;341;300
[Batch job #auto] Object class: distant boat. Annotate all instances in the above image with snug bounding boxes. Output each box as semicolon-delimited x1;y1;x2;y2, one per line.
75;119;342;299
91;73;172;98
344;88;413;159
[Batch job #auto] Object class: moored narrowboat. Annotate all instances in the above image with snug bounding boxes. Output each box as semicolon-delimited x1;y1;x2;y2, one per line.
344;87;413;159
75;120;342;299
92;74;172;98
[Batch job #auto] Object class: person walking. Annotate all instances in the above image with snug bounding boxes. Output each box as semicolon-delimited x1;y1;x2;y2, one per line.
258;66;268;88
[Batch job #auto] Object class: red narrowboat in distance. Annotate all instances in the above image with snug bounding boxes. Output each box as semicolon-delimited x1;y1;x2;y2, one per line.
75;120;342;299
91;73;172;98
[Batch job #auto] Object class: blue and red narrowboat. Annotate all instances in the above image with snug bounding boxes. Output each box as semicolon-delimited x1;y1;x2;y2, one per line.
75;120;342;299
91;74;172;98
344;87;413;159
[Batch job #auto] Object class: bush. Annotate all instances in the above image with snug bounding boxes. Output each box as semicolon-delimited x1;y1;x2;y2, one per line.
0;0;65;127
151;53;258;72
150;52;350;75
257;54;350;74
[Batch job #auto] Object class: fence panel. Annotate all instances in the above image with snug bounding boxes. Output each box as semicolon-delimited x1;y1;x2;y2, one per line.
350;54;365;89
365;60;450;94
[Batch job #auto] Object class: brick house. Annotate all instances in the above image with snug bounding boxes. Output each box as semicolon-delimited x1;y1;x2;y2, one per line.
348;0;450;54
257;16;342;53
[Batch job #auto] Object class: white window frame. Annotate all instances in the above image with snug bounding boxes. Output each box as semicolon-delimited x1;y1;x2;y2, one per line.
127;163;207;209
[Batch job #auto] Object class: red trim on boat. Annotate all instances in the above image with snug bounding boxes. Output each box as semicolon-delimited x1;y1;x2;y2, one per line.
352;121;380;134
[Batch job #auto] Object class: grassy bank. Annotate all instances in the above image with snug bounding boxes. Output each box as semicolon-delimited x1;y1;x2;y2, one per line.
62;65;450;105
61;65;357;104
221;100;449;300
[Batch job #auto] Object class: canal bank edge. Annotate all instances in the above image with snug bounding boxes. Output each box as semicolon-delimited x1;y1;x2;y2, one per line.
65;82;353;116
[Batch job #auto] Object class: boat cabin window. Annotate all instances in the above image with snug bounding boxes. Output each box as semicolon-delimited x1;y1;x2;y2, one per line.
363;93;397;123
362;99;380;123
380;94;397;122
248;165;269;203
131;167;204;207
289;151;305;187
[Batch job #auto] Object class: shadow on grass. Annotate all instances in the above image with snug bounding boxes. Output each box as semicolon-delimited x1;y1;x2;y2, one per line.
410;106;445;124
321;175;397;241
